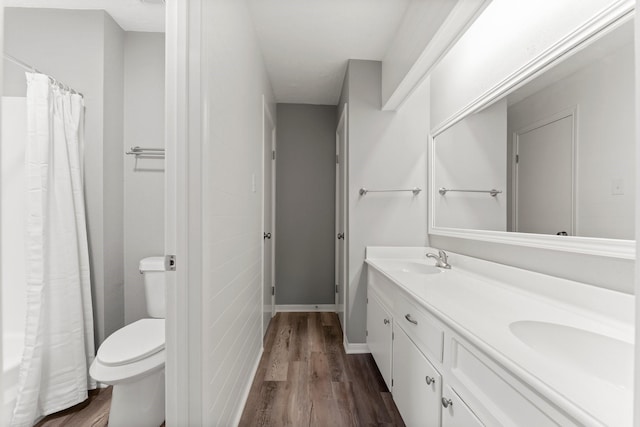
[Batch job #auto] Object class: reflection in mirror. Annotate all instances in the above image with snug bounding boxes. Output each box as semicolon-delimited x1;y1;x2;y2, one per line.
433;19;635;240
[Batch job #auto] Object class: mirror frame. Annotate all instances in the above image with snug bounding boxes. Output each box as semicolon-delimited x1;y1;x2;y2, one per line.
428;4;636;260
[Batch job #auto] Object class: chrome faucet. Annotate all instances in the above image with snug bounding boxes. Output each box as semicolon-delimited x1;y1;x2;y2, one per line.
426;250;451;269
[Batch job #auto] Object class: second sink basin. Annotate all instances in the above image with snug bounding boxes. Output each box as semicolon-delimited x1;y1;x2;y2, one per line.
509;320;633;390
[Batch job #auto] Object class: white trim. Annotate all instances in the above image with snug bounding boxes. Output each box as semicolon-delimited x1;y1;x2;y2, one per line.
382;0;491;111
343;339;370;355
165;0;203;425
230;348;263;427
275;304;337;312
428;3;636;260
261;96;276;336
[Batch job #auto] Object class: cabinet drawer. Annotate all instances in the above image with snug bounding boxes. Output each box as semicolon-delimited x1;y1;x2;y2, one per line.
395;291;444;362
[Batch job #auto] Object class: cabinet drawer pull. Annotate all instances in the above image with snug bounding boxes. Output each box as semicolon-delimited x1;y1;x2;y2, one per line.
405;314;418;325
383;318;390;325
441;397;453;408
425;376;435;385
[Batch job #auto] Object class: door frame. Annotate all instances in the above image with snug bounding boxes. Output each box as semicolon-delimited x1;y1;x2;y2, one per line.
335;106;348;332
261;96;276;334
165;0;203;425
512;107;577;235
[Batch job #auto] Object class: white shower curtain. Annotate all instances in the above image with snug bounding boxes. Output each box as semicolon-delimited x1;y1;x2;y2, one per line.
11;73;96;427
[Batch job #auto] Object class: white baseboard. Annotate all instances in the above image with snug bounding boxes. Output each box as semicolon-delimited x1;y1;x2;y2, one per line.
275;304;336;312
343;338;370;354
232;347;263;427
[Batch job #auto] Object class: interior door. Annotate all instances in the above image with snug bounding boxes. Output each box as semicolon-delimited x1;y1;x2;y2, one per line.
335;107;347;330
515;113;574;235
262;98;276;337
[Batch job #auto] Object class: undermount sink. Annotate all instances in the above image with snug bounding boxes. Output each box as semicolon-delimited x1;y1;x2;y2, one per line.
509;320;633;390
391;261;442;275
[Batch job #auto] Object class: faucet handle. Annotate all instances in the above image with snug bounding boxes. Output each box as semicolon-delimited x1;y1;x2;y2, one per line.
438;250;448;262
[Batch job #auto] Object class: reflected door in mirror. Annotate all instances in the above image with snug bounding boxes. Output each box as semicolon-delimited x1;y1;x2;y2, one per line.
514;112;574;236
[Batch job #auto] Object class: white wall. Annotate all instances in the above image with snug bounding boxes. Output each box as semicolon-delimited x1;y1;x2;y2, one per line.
508;42;635;240
3;8;126;345
434;98;507;231
430;0;631;130
123;32;166;323
102;13;125;339
429;0;635;294
339;60;429;344
199;0;276;424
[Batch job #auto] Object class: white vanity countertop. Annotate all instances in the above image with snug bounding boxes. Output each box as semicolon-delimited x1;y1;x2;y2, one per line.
365;247;634;427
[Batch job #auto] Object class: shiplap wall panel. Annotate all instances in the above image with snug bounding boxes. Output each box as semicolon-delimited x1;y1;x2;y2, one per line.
200;0;276;425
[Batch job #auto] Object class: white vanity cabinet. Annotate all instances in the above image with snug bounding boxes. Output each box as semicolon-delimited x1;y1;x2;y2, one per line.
366;289;393;389
392;325;442;427
366;262;583;427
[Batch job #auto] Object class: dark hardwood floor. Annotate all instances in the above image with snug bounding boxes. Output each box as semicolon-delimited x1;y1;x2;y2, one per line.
33;312;401;426
239;312;405;427
35;387;113;427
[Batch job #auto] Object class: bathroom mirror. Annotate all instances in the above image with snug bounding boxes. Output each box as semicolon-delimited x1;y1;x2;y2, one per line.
429;15;635;259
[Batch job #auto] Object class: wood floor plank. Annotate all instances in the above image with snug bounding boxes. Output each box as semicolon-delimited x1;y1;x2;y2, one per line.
288;312;309;363
308;312;325;353
323;324;349;382
264;313;292;381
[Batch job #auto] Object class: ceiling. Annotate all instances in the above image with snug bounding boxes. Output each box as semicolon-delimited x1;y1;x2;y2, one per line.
247;0;412;105
5;0;416;104
4;0;165;32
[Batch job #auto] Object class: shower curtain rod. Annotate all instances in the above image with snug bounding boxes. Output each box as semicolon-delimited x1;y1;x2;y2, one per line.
3;53;83;97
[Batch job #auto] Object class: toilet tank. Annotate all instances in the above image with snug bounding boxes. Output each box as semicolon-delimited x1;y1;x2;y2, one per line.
139;257;166;318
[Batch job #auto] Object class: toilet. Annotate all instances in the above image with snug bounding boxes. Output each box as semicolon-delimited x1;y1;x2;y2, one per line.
90;257;166;427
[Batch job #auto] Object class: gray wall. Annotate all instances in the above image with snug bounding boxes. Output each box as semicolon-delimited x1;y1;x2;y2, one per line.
4;8;125;346
102;13;125;339
123;32;165;323
276;104;337;305
338;60;430;344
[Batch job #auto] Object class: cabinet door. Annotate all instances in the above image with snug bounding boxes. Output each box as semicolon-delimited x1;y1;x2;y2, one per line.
392;326;442;427
441;385;485;427
367;293;393;389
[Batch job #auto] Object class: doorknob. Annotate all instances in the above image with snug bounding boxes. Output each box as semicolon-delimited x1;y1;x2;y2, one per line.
337;233;344;240
263;232;272;239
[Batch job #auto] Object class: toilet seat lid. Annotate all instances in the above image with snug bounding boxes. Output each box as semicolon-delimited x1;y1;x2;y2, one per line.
97;319;165;367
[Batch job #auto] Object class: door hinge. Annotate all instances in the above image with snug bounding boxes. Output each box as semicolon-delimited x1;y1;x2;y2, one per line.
392;379;394;387
272;150;276;160
271;286;275;296
366;297;368;304
164;255;176;271
392;332;395;340
366;330;368;337
516;154;519;163
336;154;339;164
335;285;338;293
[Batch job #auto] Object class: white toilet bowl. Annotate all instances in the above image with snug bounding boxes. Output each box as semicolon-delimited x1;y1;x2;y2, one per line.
90;257;167;427
90;318;165;427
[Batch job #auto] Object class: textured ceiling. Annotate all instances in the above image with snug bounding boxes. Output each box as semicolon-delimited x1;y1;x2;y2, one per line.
4;0;165;32
247;0;412;105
